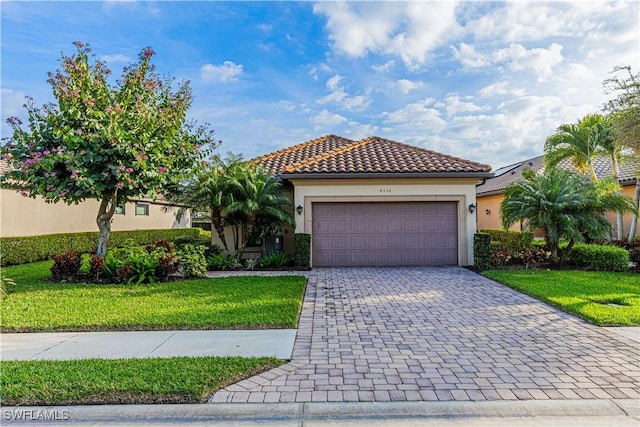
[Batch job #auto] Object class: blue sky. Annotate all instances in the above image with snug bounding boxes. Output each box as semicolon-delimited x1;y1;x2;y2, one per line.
1;1;638;168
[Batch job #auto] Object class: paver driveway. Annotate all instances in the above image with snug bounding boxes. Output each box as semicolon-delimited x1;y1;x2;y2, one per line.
210;267;639;403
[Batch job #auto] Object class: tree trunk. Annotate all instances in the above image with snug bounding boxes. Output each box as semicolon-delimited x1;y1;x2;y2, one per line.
559;239;575;266
628;179;640;241
610;155;624;240
96;192;117;257
588;162;598;182
211;208;228;251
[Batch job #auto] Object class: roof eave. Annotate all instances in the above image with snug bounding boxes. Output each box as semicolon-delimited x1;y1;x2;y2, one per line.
281;171;494;180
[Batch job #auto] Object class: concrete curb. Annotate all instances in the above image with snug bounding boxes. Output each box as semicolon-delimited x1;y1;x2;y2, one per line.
2;399;638;424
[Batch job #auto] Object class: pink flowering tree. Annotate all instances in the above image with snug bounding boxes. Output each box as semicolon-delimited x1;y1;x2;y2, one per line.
1;42;216;257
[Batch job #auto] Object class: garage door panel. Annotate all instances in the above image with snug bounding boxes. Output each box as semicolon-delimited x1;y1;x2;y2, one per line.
367;219;384;231
312;202;457;267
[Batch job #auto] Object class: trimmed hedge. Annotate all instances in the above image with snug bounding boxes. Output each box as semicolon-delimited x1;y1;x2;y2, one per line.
480;229;533;254
567;243;629;272
294;233;311;268
473;233;491;270
0;228;200;266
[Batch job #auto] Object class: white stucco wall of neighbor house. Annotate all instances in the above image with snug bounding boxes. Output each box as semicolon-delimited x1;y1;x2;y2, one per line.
0;189;189;238
289;177;479;267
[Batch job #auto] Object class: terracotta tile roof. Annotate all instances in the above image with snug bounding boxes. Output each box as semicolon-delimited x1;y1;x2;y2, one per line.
476;154;639;196
254;135;492;177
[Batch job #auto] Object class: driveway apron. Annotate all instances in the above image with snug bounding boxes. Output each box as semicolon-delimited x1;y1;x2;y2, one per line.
209;267;639;403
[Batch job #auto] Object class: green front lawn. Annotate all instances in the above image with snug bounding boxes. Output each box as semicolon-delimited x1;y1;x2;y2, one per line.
483;269;640;326
1;356;282;405
1;261;306;332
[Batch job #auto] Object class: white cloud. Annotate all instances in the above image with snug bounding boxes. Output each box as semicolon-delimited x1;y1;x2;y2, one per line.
316;74;371;111
308;63;332;80
372;60;395;73
309;109;348;129
396;79;424;94
99;54;133;64
344;121;379;139
496;43;564;82
200;61;243;83
441;95;490;117
451;43;488;68
382;98;447;132
314;1;459;68
453;42;564;82
478;82;509;97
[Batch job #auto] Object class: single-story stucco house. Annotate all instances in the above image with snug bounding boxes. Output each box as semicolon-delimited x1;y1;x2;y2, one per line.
250;135;492;267
0;160;190;238
476;154;640;238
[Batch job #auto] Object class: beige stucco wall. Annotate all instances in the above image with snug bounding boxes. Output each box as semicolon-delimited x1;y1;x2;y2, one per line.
289;177;480;266
476;193;523;232
0;189;190;238
477;183;639;238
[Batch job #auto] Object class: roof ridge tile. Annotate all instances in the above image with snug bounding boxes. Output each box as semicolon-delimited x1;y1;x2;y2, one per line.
282;138;371;174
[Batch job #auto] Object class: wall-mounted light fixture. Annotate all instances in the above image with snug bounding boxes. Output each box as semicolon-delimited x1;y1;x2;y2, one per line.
296;205;303;215
468;203;476;214
485;209;491;215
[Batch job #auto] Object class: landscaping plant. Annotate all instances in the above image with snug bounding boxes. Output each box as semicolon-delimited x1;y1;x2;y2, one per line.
501;168;635;264
259;252;291;268
50;251;82;281
176;244;208;278
0;41;216;257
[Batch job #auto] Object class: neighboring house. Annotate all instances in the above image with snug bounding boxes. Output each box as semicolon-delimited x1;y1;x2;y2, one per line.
476;154;639;238
0;160;190;238
250;135;492;267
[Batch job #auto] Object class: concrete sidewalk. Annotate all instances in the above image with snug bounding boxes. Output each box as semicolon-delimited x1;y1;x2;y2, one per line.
0;330;297;361
1;400;638;426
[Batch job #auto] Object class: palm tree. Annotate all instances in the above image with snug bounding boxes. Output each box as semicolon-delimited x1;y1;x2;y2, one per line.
168;155;247;251
603;65;640;240
595;116;626;239
225;167;295;256
544;114;609;182
501;168;635;264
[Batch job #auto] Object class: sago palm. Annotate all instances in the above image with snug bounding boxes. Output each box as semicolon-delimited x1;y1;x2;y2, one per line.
501;168;635;264
226;167;295;254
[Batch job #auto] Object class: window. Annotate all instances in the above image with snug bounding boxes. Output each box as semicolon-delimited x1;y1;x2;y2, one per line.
114;204;125;215
135;202;149;216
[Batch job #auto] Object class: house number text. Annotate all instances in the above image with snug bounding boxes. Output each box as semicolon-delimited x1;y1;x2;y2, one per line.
379;188;391;193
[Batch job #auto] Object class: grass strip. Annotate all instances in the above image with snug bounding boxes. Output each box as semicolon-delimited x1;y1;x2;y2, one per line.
1;356;282;405
483;269;640;326
1;261;306;332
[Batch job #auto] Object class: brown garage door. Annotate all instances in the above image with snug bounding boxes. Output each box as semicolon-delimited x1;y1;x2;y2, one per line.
312;202;458;267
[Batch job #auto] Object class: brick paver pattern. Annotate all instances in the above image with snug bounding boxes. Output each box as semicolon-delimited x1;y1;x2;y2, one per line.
209;267;639;403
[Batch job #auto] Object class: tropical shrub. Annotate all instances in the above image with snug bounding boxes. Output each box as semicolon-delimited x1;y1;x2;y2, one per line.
294;233;311;268
490;248;513;268
51;251;82;281
100;239;178;283
89;255;105;280
207;252;237;271
517;247;552;269
501;168;635;263
245;257;260;270
473;233;491;270
567;244;629;271
259;252;291;268
0;228;200;266
479;229;533;254
176;244;207;278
